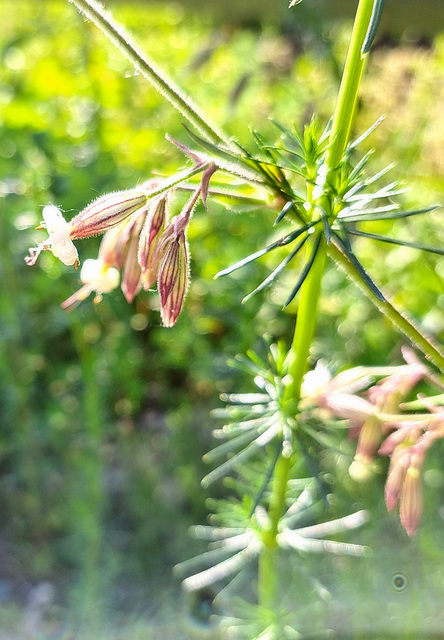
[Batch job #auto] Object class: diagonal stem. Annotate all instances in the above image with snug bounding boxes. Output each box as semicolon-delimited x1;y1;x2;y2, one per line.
329;240;444;372
68;0;228;146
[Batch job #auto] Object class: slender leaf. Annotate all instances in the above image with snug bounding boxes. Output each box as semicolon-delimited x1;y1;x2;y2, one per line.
284;233;322;306
347;228;444;255
242;235;309;304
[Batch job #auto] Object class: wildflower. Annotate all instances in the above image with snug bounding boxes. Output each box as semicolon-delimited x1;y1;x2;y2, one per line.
380;404;444;536
384;447;425;537
28;164;213;325
400;458;423;537
61;258;120;310
25;188;150;269
25;205;79;267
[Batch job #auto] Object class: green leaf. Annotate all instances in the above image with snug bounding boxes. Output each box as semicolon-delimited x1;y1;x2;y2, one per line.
347;229;444;256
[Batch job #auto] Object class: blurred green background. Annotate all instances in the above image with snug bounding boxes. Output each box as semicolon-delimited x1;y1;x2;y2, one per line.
2;0;444;637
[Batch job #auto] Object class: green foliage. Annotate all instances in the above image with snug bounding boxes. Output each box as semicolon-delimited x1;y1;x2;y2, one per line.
2;0;444;636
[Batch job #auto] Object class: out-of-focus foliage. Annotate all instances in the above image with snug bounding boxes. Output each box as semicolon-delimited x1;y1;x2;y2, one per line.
1;0;444;635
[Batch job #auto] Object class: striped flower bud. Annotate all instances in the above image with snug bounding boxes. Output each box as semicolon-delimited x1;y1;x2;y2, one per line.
138;195;168;290
158;232;189;327
121;212;147;303
69;189;148;240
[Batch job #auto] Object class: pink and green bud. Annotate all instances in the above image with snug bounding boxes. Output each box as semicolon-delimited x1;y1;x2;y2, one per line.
119;210;148;303
400;460;423;537
98;220;132;271
355;415;383;464
384;449;410;512
69;189;148;240
138;196;168;290
158;232;189;327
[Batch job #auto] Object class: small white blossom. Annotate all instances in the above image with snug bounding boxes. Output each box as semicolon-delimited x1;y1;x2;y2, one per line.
25;206;79;267
61;258;119;310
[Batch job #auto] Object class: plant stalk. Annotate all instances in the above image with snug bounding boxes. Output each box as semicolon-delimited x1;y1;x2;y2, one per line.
329;240;444;371
258;0;377;610
68;0;227;146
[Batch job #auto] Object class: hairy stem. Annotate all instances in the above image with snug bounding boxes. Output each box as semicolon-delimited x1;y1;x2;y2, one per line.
329;240;444;372
68;0;227;145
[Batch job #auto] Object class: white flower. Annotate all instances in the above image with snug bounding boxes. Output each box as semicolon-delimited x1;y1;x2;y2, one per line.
61;258;120;310
25;206;79;267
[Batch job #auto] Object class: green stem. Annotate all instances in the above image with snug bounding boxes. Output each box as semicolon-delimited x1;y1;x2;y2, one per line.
329;240;444;372
258;0;377;611
284;235;327;404
68;0;227;146
326;0;375;171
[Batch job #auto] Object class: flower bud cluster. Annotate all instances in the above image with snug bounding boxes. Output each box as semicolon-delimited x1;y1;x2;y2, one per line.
302;349;443;536
62;188;193;326
26;166;214;326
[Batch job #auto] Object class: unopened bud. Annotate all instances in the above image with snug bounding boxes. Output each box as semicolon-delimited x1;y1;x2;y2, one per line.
139;196;168;289
355;415;382;463
70;189;148;239
158;232;189;327
120;212;147;303
400;465;423;537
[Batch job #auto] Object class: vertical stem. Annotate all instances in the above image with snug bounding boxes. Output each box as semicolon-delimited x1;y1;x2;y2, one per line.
258;0;377;612
326;0;375;171
284;235;327;404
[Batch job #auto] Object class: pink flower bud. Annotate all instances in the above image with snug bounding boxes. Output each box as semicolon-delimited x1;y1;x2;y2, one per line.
158;232;189;327
98;220;131;271
69;189;148;239
384;450;410;512
120;211;148;303
400;463;423;537
355;415;383;463
138;196;168;289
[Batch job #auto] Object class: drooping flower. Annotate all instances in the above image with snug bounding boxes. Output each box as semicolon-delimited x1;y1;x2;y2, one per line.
61;258;120;310
379;397;444;536
399;457;423;537
25;188;153;269
25;205;79;267
27;163;215;326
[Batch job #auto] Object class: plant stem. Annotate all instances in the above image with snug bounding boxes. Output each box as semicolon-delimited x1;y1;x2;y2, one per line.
258;0;377;611
326;0;375;172
329;240;444;371
68;0;227;146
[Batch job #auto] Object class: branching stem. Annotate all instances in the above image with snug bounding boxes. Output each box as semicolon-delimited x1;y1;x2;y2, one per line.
258;0;377;611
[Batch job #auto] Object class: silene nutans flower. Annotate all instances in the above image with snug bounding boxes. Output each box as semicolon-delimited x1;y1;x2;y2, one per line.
25;205;79;268
25;187;150;267
26;168;212;326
